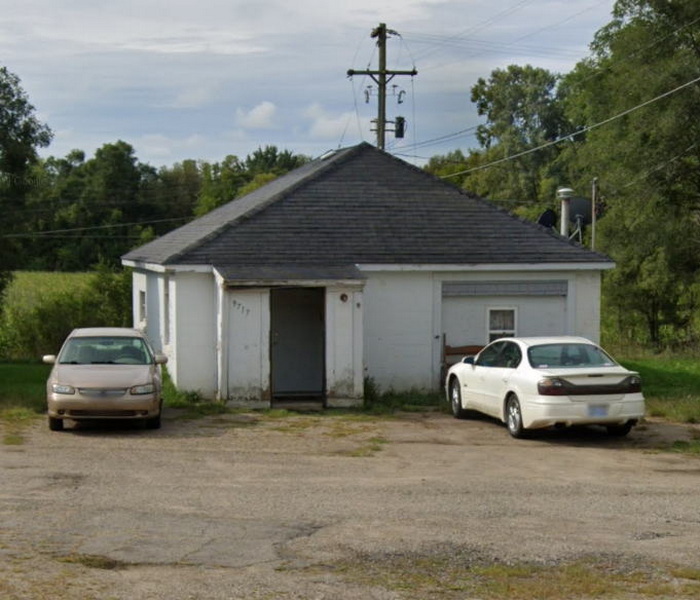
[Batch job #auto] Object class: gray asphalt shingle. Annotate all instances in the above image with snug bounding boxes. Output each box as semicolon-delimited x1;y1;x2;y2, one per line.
122;143;612;274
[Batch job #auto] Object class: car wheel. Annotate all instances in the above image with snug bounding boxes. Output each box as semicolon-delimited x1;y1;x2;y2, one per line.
145;413;161;430
48;417;64;432
449;378;468;419
607;422;633;437
506;395;526;439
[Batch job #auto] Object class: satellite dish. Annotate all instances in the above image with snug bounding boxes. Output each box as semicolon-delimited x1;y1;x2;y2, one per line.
568;196;592;225
537;209;557;229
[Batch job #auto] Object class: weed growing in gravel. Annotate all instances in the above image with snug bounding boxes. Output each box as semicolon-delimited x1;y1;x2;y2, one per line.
1;407;36;445
330;548;700;599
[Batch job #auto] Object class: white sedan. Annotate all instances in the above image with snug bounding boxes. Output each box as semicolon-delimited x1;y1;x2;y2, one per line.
445;336;645;438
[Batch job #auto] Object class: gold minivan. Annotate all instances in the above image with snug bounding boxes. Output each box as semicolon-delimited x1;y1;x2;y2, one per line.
43;327;168;431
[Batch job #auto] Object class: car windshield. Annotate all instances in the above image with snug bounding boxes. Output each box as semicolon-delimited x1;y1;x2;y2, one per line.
527;343;618;369
58;336;152;365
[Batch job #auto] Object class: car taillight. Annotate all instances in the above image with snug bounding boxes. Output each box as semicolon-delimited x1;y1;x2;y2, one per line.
624;375;642;393
537;377;567;396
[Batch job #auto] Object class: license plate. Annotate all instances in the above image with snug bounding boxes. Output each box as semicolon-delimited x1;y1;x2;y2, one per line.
588;404;608;417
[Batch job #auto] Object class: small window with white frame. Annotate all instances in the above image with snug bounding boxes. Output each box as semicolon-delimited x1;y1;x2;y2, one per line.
138;290;147;324
488;307;516;342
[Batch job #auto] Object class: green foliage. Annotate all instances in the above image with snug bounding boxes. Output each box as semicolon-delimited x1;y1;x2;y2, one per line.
363;377;441;414
0;268;132;360
621;355;700;423
161;366;203;407
563;0;700;348
0;65;53;306
5;126;308;270
193;146;310;216
194;154;247;216
0;362;51;415
466;64;573;206
435;1;700;350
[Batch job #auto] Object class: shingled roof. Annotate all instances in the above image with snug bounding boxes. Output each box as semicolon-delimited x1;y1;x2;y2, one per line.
122;143;612;279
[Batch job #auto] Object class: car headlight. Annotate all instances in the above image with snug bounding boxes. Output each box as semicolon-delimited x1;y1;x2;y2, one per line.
52;383;75;395
130;383;155;395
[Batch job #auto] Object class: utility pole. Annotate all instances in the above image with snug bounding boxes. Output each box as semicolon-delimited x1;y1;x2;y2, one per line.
347;23;417;150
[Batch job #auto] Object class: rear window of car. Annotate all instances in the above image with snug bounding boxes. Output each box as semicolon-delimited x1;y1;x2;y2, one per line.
59;336;153;365
527;343;617;369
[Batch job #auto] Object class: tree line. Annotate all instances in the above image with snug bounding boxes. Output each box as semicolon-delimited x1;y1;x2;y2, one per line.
2;0;699;349
425;0;700;348
7;142;309;272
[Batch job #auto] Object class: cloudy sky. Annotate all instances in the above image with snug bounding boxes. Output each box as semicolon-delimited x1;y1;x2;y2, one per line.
1;0;615;168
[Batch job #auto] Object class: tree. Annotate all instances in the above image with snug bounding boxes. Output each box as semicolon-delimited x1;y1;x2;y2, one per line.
194;155;247;216
468;65;572;206
0;65;52;299
194;146;310;216
561;0;700;346
244;145;309;175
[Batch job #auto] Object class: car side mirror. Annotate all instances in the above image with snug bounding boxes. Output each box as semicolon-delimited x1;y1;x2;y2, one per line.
154;354;168;365
462;356;475;365
42;355;56;364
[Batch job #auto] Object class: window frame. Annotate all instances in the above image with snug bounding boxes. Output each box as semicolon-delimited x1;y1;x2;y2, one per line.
487;306;517;343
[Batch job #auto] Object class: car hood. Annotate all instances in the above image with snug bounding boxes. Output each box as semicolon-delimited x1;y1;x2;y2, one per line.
50;364;156;388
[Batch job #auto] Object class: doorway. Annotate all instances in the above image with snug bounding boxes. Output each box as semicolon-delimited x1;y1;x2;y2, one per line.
270;287;325;404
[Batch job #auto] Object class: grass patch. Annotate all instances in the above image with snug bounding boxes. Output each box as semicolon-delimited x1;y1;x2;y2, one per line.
669;440;700;455
363;378;442;414
0;363;50;442
161;366;204;408
332;548;700;599
0;362;51;414
343;436;389;457
622;357;700;424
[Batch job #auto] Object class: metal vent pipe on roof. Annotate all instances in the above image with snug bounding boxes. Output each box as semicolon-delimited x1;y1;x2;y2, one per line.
557;187;575;237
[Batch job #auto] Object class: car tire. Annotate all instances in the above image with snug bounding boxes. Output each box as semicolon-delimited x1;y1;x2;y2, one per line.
505;395;526;439
48;417;64;432
606;421;633;437
145;413;161;430
449;378;468;419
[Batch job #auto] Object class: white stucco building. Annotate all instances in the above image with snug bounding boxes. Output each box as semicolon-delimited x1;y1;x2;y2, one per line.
122;143;613;408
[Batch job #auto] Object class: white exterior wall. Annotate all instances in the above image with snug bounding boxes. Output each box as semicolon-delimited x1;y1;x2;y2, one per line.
362;268;605;393
363;272;436;392
131;270;162;347
225;288;270;406
442;295;566;345
130;264;604;402
325;286;364;406
571;270;602;342
169;272;218;397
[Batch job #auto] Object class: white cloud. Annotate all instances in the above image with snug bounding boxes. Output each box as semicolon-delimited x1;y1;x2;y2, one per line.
304;103;361;141
235;101;277;130
135;134;207;160
5;0;614;167
170;86;219;109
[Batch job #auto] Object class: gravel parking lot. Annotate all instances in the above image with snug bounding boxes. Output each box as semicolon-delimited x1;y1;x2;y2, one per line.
1;409;699;599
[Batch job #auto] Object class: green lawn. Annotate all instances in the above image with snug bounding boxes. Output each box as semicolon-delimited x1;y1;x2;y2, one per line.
0;362;51;414
622;357;700;423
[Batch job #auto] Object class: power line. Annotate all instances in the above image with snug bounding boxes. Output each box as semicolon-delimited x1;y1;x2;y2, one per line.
2;217;190;238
